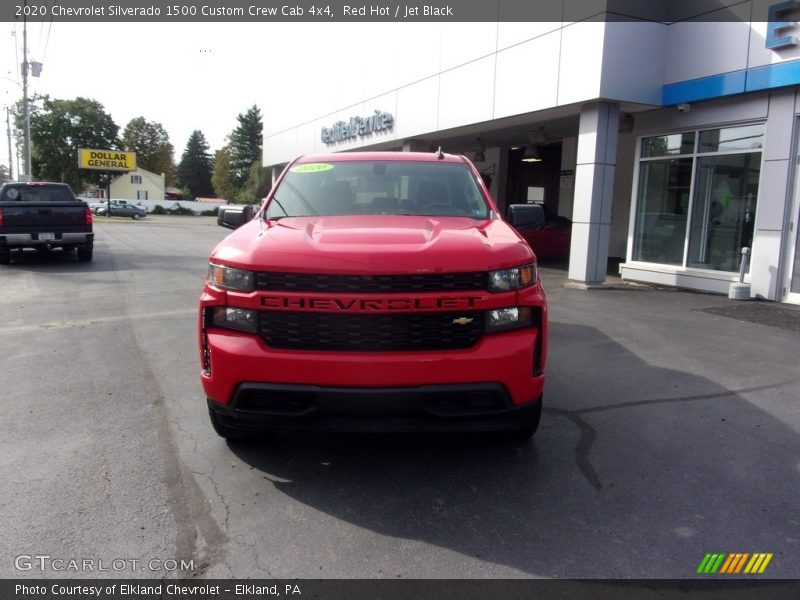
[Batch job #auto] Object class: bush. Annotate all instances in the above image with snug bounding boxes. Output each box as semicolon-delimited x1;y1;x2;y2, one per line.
151;205;167;214
201;207;220;217
167;204;195;216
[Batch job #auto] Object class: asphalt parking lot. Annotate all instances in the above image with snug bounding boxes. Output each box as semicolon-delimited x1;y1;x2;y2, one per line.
0;215;798;581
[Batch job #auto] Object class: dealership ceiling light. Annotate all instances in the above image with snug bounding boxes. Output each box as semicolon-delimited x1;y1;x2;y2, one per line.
522;128;547;163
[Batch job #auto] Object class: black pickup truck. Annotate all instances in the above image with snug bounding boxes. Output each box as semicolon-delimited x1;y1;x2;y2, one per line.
0;182;94;264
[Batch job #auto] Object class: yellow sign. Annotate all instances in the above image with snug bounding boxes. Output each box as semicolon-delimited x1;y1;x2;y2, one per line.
78;148;137;172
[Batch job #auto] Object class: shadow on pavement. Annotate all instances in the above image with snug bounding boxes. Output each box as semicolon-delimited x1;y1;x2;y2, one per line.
225;322;800;578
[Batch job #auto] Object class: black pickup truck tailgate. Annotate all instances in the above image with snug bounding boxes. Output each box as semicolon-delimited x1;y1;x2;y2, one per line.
1;202;91;232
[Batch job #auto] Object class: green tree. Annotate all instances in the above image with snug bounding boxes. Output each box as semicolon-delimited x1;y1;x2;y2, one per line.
121;117;176;184
228;105;263;188
236;159;271;204
28;96;119;191
176;130;214;199
211;144;237;201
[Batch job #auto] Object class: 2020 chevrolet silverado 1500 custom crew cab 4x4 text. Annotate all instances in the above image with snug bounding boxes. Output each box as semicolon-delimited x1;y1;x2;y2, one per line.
199;151;547;440
0;182;94;263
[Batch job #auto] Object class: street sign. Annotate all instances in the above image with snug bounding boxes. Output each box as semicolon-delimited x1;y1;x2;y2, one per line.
78;148;136;172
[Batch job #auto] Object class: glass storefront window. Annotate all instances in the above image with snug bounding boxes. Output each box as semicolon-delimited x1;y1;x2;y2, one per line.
632;158;693;265
687;154;760;271
641;133;695;158
633;124;763;271
698;125;764;153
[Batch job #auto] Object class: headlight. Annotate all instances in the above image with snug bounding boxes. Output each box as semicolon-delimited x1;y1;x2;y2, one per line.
485;306;533;333
487;264;536;292
208;263;255;292
212;307;258;334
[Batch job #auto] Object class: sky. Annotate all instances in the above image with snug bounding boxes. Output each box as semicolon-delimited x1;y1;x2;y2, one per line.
0;20;431;172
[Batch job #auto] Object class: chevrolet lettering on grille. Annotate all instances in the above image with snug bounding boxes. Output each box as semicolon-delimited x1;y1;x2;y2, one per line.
261;296;482;311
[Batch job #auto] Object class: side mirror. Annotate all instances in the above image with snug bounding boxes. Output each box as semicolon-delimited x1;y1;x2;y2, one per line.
507;203;545;230
218;205;255;230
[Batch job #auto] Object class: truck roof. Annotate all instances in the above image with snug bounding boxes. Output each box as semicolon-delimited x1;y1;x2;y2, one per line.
293;151;468;164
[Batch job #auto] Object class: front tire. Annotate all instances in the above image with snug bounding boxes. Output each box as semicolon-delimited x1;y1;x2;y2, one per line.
132;213;141;220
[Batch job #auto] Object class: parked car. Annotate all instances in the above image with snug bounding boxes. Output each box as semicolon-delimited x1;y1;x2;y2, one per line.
95;203;147;220
89;200;129;214
509;205;572;261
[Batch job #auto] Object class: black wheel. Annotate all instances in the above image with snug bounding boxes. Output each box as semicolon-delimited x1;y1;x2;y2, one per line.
77;244;93;262
0;251;10;265
208;409;260;442
132;213;141;220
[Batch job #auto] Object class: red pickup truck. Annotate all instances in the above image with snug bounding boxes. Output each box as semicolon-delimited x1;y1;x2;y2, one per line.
199;151;547;441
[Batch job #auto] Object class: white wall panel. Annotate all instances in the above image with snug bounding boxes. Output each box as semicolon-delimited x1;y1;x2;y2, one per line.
664;22;750;83
764;89;797;162
494;31;561;119
558;22;604;105
497;22;564;51
437;56;496;131
750;229;784;299
394;23;445;85
755;160;791;231
633;94;769;134
600;21;668;105
439;23;498;71
396;77;440;140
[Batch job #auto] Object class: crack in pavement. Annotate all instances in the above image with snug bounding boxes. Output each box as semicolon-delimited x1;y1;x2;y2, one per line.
545;378;799;491
106;250;228;577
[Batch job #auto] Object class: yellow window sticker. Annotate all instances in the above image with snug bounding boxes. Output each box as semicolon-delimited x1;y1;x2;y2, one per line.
290;163;334;173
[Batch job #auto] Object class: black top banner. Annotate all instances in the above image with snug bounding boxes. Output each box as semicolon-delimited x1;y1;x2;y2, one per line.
2;579;799;600
0;0;769;23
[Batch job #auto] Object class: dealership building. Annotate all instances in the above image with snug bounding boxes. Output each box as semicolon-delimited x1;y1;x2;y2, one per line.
263;6;800;304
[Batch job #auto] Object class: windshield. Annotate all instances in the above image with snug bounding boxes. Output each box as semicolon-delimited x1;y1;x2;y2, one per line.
266;160;490;219
0;184;75;203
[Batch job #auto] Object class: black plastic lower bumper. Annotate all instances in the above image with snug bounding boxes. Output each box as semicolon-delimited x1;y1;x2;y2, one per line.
208;382;542;433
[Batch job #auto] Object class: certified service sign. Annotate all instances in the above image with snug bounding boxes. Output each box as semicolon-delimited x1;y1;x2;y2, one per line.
78;148;137;172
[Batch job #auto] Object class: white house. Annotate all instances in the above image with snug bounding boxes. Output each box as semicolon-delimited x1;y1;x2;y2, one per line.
110;167;165;201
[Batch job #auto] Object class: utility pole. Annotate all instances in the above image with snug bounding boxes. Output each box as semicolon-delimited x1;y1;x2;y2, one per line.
21;0;32;180
5;106;13;181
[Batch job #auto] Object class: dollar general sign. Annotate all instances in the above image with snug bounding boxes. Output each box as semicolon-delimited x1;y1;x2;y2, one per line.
78;149;137;172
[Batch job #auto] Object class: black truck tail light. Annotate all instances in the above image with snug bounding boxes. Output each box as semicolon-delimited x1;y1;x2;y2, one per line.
84;208;93;225
0;208;4;227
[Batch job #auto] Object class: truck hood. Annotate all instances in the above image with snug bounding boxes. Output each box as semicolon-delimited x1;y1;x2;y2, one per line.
210;215;534;274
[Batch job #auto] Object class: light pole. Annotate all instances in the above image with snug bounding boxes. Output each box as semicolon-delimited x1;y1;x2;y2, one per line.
5;105;13;181
21;0;32;180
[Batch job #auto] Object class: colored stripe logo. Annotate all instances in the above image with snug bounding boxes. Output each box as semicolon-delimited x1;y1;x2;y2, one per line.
697;553;773;574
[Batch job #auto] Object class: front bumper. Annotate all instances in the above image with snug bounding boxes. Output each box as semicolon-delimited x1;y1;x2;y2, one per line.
208;384;542;433
202;323;544;409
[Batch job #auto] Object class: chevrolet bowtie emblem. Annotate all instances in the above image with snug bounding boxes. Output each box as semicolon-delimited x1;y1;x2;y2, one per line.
452;317;474;325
